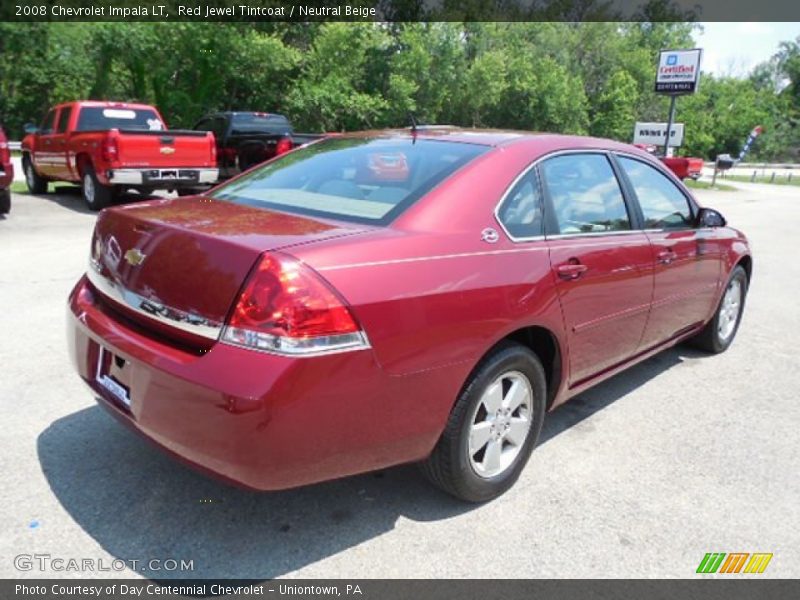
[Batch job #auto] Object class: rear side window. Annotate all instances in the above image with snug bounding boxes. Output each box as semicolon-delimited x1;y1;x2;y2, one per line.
76;107;164;132
540;154;630;234
56;107;72;133
212;137;488;225
195;116;226;140
230;113;292;135
618;157;694;230
497;170;544;239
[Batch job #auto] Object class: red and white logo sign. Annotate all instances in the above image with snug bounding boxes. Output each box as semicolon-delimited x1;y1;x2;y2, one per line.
655;49;703;95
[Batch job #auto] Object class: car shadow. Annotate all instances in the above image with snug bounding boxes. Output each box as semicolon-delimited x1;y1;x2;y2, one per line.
23;186;163;215
37;343;703;580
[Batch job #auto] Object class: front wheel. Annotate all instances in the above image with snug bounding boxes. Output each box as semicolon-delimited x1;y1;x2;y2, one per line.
81;165;113;211
421;342;546;502
689;265;748;353
23;156;48;194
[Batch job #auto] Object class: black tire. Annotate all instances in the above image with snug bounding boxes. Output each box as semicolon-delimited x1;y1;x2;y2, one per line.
421;342;547;502
81;164;113;211
0;188;10;214
22;155;48;194
688;265;748;354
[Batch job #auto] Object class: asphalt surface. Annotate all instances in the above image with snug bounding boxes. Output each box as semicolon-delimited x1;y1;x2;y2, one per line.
0;181;798;579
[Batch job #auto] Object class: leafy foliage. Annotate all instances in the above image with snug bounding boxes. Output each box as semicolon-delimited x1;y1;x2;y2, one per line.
0;22;796;160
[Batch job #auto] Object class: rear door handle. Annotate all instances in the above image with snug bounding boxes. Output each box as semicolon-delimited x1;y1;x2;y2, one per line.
657;249;677;264
556;262;588;280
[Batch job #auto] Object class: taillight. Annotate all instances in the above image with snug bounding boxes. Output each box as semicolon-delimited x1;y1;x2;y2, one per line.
102;131;119;163
208;134;217;163
0;139;9;163
275;136;293;156
222;253;369;356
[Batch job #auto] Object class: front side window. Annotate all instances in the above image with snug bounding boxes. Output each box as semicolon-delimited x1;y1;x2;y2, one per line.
540;153;630;234
497;170;544;239
40;110;57;135
618;157;694;230
56;107;72;133
211;137;488;225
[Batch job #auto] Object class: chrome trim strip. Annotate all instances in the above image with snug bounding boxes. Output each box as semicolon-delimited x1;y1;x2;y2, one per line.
547;229;641;240
86;263;223;340
317;246;549;271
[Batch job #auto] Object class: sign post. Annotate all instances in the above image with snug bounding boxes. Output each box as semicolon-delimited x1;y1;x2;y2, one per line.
654;48;702;156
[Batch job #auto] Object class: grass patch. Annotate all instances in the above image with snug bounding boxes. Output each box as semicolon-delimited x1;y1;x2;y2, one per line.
719;173;800;187
684;179;737;192
10;181;28;193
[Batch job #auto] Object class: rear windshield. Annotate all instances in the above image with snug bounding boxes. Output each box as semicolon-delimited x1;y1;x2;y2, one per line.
210;137;488;225
231;113;292;135
76;107;164;132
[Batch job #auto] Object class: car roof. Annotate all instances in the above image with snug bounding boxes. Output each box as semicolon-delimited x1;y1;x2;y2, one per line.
335;127;648;155
54;100;159;111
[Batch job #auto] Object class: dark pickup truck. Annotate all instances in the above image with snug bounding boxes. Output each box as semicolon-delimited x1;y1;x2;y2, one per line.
192;112;324;181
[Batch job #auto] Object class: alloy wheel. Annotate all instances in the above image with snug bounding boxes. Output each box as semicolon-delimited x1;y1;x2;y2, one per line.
468;371;533;478
718;278;742;342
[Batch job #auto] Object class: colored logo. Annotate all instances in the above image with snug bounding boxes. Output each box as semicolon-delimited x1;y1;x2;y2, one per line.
696;552;773;574
123;248;147;267
666;54;678;66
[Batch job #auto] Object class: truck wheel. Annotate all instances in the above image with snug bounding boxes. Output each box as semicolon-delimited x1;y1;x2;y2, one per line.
23;156;48;194
81;165;113;211
0;188;10;214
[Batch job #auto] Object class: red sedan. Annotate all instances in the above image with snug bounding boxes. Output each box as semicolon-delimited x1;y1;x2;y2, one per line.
67;129;751;502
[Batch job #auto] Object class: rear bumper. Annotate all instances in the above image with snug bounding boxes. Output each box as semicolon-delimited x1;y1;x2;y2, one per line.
107;168;218;187
67;276;452;490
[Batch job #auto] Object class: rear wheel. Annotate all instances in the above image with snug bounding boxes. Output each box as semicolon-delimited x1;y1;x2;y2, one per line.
421;342;546;502
689;265;748;353
23;156;48;194
81;164;113;211
0;188;10;214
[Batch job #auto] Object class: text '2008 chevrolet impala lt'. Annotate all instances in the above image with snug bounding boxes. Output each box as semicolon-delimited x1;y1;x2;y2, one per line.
67;129;751;502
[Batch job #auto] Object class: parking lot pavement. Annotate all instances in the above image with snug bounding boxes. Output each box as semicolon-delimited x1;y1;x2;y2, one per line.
1;183;798;580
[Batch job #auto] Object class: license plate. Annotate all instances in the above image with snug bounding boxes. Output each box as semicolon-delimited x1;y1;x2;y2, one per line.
95;346;131;408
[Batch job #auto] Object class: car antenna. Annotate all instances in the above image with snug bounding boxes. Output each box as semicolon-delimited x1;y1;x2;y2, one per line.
409;113;418;143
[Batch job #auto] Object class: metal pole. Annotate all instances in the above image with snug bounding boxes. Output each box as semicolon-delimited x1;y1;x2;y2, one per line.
663;95;677;156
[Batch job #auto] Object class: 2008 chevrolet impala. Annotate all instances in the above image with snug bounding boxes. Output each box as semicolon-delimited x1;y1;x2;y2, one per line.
67;129;751;502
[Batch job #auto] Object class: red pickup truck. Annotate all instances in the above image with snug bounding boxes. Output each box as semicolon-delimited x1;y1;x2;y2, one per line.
0;126;12;214
21;101;218;210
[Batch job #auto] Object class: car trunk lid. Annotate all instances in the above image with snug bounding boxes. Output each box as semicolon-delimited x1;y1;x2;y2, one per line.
88;196;368;346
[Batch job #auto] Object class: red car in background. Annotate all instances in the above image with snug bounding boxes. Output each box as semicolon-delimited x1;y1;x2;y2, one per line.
68;130;751;502
0;126;13;214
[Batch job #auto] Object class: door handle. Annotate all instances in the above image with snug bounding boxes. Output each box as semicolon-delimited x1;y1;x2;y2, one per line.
657;249;677;264
556;262;588;280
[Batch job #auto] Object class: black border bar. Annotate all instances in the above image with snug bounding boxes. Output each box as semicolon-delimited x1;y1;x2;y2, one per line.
4;0;800;22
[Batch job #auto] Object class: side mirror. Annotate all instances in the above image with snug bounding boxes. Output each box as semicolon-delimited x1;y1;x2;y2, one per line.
697;207;726;228
23;123;39;135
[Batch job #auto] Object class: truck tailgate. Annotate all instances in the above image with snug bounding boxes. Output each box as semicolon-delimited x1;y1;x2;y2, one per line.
114;130;215;168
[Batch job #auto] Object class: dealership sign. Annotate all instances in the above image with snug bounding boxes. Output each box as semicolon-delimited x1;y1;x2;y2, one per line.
633;122;685;147
655;49;702;94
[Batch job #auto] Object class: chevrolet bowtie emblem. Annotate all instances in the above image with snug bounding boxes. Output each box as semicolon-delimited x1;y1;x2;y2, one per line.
124;248;147;266
160;146;176;155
